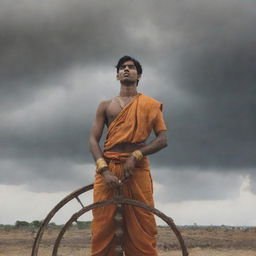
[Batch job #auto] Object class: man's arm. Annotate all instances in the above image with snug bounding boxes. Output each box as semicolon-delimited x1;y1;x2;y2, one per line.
139;104;168;156
123;130;168;179
140;130;168;156
89;101;107;161
89;101;121;188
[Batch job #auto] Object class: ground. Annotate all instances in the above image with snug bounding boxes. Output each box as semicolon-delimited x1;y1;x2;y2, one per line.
0;226;255;256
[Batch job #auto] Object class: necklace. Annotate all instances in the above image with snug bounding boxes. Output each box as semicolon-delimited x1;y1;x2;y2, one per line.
115;94;137;109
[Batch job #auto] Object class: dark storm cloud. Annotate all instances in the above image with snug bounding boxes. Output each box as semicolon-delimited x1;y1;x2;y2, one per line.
0;0;255;197
133;0;256;171
0;0;145;110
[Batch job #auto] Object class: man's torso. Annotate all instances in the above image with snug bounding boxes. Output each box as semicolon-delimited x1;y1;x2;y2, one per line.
104;96;145;153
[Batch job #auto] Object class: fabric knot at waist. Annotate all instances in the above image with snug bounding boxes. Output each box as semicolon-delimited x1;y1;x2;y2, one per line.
103;151;130;164
103;151;149;170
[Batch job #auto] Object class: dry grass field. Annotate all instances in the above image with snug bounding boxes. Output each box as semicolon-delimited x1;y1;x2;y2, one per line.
0;226;256;256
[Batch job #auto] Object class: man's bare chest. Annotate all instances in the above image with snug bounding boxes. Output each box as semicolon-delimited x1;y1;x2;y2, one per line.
105;97;134;126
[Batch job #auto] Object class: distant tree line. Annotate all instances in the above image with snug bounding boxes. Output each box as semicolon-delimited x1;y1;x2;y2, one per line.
15;220;43;228
76;221;91;229
0;220;92;230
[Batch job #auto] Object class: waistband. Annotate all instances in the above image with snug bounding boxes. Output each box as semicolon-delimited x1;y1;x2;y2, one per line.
103;151;148;163
103;151;130;162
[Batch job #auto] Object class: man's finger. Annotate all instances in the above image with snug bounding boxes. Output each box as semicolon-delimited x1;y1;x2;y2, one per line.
126;169;133;177
128;169;133;175
112;182;118;188
122;177;129;183
109;182;115;188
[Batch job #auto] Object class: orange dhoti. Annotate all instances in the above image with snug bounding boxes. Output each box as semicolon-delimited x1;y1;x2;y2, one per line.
91;152;158;256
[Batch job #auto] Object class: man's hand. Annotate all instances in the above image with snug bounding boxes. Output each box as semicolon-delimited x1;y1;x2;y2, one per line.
102;170;122;189
123;156;136;181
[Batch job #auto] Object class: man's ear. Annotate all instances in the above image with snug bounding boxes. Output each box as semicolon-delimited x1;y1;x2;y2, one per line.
116;73;120;81
137;74;141;81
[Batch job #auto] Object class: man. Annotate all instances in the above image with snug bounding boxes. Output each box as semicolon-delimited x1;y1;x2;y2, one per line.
89;56;168;256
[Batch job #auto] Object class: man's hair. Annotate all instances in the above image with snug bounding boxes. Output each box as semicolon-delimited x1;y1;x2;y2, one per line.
115;56;142;85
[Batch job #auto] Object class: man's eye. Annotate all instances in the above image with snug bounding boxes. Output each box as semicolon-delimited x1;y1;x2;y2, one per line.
120;65;135;69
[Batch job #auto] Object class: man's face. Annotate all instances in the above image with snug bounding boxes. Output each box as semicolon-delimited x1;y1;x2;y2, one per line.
116;60;141;85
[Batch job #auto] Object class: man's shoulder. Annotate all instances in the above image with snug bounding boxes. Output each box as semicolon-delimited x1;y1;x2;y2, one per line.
98;98;113;107
139;94;162;106
96;99;113;113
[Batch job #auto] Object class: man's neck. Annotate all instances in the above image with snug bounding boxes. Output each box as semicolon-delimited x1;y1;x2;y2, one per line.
119;84;138;97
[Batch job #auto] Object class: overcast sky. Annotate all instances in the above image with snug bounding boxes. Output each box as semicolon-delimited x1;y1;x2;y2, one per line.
0;0;255;225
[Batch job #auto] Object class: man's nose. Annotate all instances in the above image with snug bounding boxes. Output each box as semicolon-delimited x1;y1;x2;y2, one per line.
124;65;129;71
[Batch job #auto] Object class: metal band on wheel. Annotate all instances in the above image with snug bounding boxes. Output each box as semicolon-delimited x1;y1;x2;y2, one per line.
31;184;189;256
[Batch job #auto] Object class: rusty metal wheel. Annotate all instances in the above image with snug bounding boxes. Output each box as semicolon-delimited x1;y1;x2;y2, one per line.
31;184;189;256
31;184;93;256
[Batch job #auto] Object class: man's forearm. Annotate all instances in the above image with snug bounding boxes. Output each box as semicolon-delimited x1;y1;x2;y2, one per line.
89;136;120;185
122;132;167;178
139;131;168;156
89;136;104;161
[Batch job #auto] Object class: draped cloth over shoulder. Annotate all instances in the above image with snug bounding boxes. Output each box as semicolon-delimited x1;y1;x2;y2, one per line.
91;94;167;256
104;93;167;151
